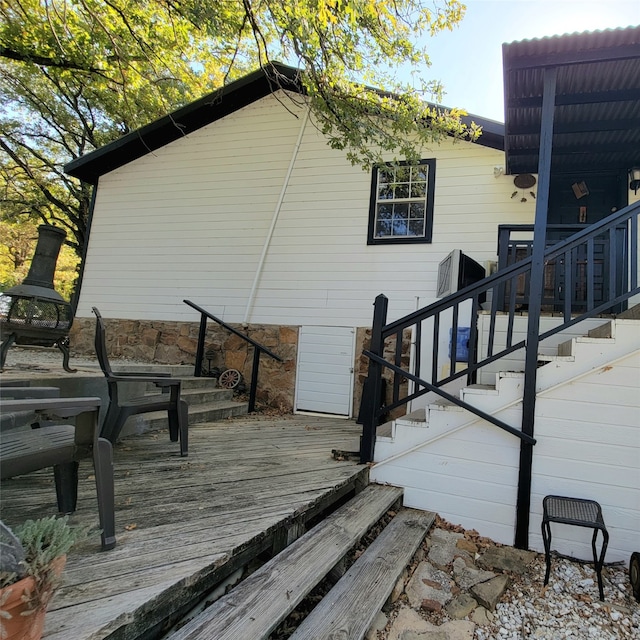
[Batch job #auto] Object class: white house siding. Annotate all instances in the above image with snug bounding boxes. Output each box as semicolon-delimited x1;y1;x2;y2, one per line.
527;350;640;564
387;415;523;546
76;93;535;328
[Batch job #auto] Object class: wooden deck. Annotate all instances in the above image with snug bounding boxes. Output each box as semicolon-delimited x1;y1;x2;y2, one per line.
0;415;366;640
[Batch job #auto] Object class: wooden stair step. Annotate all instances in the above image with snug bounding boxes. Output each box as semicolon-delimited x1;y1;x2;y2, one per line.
289;508;435;640
167;484;403;640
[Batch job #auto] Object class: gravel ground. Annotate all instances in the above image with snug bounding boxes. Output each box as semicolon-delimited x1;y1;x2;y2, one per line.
370;517;640;640
477;556;639;640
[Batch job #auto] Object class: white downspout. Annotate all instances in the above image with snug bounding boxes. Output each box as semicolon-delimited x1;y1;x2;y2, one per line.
243;107;310;323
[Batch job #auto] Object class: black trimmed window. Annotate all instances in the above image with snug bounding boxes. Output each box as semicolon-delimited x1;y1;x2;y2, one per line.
367;159;436;244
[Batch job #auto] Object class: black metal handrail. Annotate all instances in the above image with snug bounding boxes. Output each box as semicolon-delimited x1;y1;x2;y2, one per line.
497;223;629;313
360;199;639;463
183;300;283;413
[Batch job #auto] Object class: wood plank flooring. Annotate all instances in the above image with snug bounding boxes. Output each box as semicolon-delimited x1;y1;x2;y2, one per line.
289;508;435;640
0;415;366;640
169;485;403;640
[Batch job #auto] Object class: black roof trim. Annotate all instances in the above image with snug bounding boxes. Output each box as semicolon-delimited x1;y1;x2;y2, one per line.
65;63;301;184
65;62;504;184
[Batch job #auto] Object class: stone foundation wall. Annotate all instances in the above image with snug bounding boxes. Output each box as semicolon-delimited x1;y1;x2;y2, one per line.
71;318;411;416
354;327;412;421
70;318;299;411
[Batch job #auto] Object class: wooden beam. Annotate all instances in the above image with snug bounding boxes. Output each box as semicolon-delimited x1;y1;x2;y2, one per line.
508;87;640;109
506;118;640;136
504;141;640;157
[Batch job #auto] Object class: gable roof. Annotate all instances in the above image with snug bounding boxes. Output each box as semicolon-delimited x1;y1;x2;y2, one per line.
503;25;640;175
64;62;504;185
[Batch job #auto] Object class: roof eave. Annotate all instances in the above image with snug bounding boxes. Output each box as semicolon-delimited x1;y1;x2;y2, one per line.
64;63;302;184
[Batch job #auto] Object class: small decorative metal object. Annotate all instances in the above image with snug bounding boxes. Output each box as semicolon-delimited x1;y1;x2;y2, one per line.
218;368;242;389
512;174;536;202
629;167;640;194
571;181;589;199
0;225;76;372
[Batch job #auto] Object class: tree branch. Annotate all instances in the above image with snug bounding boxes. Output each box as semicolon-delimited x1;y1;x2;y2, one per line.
0;46;103;73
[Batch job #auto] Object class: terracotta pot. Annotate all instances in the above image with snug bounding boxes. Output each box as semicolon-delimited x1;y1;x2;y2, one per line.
0;556;66;640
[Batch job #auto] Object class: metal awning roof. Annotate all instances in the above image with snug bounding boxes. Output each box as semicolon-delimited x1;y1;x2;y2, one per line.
503;26;640;175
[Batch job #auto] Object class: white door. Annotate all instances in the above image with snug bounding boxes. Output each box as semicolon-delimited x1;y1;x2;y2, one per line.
295;326;355;417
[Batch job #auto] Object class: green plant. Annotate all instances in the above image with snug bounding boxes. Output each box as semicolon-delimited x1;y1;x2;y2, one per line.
0;516;81;605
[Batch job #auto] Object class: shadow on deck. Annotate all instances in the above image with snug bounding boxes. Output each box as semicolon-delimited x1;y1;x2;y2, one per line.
0;414;366;640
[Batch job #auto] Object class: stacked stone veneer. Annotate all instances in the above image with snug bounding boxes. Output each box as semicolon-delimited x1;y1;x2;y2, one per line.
355;327;412;421
71;319;412;416
70;318;298;411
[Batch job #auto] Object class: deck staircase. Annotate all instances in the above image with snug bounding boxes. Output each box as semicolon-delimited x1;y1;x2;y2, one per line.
0;364;249;435
166;484;434;640
373;312;640;466
115;366;249;436
369;312;640;549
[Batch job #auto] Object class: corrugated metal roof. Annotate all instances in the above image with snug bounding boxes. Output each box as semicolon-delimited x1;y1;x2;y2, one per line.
504;25;640;54
503;26;640;175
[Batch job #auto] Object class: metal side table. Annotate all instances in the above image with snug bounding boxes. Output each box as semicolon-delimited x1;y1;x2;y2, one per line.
542;495;609;601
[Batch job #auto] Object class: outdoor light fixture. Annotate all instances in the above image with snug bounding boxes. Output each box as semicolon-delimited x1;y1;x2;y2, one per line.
629;167;640;194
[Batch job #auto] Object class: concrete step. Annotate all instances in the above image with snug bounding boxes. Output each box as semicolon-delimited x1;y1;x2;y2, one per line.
110;364;194;377
121;399;248;437
187;400;249;424
180;386;233;405
132;375;221;395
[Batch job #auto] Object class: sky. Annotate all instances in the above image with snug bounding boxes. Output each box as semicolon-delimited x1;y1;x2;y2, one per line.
421;0;638;122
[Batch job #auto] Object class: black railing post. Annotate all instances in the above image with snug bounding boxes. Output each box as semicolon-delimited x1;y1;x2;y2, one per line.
515;65;557;551
249;348;261;413
360;294;388;464
194;314;207;378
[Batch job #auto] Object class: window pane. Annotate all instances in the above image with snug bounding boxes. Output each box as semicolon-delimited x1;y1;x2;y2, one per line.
395;167;410;182
378;169;393;184
376;219;392;237
377;204;392;220
394;182;410;199
378;184;394;200
409;202;425;219
392;219;408;235
408;219;425;236
410;182;426;198
393;203;409;219
412;166;428;181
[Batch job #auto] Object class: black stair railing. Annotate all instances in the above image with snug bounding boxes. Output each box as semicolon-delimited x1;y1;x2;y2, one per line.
184;300;283;413
496;224;628;314
360;199;639;463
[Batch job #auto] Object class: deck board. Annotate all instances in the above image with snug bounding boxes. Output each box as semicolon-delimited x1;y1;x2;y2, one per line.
0;415;366;640
168;485;403;640
289;508;435;640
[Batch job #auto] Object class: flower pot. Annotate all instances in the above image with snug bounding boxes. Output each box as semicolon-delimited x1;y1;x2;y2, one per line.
0;555;66;640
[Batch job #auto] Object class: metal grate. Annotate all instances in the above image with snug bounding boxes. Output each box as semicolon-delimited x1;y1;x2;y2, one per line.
544;495;604;527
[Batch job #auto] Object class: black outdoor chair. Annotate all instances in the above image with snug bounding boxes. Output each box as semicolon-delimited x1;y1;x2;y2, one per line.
92;307;188;456
0;397;116;550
